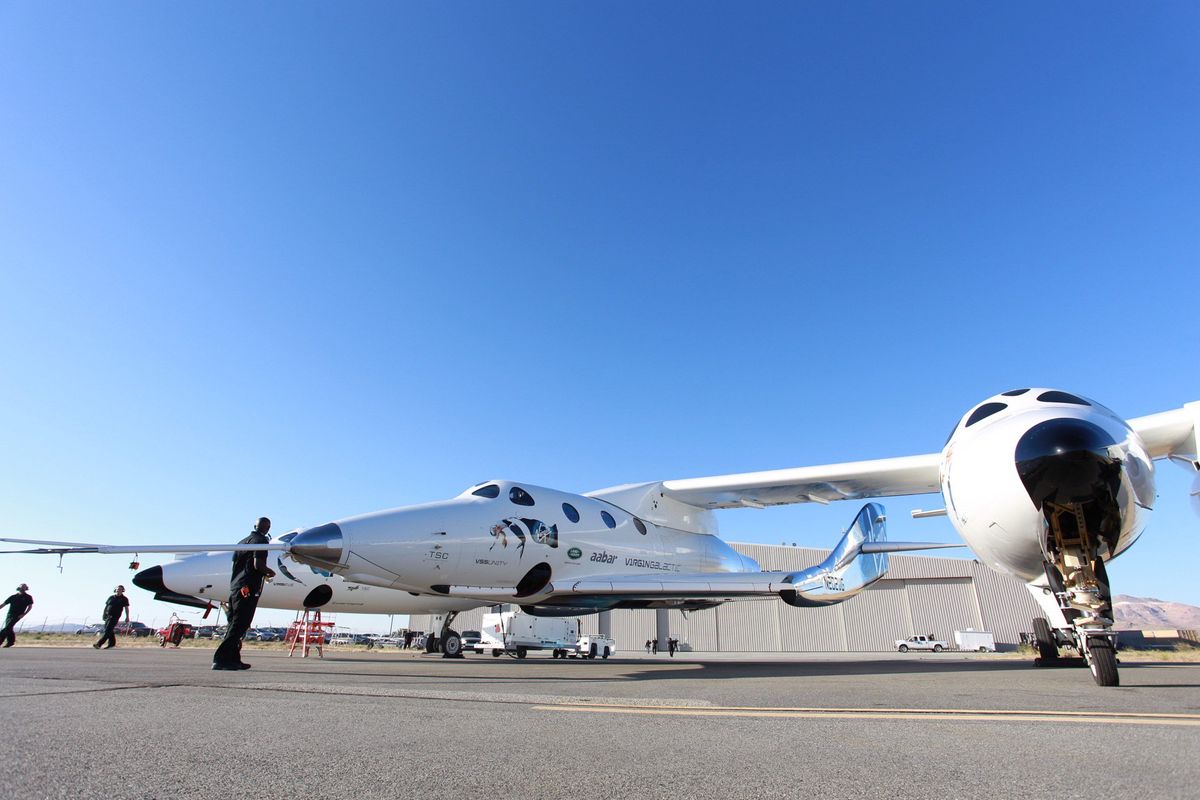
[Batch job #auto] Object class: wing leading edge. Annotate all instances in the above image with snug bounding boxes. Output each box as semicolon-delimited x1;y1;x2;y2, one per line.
0;537;287;555
659;453;942;510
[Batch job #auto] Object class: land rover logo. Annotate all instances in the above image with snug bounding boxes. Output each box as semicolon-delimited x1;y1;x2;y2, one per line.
567;547;582;560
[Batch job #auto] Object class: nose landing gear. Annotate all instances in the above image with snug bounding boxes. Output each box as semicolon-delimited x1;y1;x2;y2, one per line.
1039;501;1120;687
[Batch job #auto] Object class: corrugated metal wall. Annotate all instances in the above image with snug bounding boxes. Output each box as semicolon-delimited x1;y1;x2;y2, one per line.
970;563;1044;645
905;579;982;640
777;600;846;651
843;581;912;650
408;545;1043;652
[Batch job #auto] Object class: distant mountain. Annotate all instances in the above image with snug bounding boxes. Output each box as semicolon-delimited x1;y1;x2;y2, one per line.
1113;595;1200;631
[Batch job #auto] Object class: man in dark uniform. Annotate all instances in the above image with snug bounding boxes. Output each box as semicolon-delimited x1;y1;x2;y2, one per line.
213;517;276;671
0;584;34;647
93;585;130;649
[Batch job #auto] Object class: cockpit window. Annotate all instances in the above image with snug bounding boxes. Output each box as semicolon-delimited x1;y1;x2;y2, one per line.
280;532;298;543
509;486;535;506
1001;388;1030;396
1037;390;1090;406
562;503;580;523
472;484;500;499
600;510;616;529
633;518;647;535
965;402;1007;427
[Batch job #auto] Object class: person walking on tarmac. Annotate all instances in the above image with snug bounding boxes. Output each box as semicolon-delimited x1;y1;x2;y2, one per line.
93;585;130;649
213;517;276;671
0;584;34;647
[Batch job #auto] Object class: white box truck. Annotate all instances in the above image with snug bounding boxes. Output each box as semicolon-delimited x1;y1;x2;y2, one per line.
475;610;619;659
477;610;579;659
954;629;996;652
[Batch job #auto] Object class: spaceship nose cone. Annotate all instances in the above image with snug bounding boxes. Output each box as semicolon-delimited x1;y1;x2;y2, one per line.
132;565;167;594
289;522;344;568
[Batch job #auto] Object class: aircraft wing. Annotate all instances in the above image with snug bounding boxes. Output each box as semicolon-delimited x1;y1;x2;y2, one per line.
658;453;942;510
552;541;964;599
554;570;816;597
0;537;287;555
1128;403;1200;461
654;402;1200;512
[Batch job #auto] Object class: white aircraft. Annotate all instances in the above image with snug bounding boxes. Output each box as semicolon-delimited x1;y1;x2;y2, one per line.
5;389;1198;686
129;532;482;621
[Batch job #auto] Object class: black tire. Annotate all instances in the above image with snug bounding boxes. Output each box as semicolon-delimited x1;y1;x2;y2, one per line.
898;644;908;653
1033;617;1059;662
978;647;988;653
933;644;943;653
516;647;527;659
589;643;598;659
492;649;502;658
442;632;462;658
1088;638;1120;687
424;636;438;654
602;647;610;659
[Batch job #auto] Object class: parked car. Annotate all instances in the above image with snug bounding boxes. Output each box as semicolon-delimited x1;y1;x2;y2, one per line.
192;626;217;639
461;630;482;652
117;621;154;637
74;624;104;635
246;628;285;642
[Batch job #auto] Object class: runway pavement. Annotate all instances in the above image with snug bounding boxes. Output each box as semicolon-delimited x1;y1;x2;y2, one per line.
2;645;1198;799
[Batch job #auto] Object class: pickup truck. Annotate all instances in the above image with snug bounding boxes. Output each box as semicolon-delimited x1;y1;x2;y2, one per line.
895;635;947;652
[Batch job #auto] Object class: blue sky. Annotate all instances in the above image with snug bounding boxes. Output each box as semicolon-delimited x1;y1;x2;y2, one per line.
1;3;1197;631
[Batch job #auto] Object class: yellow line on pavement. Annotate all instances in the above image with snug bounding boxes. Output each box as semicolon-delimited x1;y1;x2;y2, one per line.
533;704;1200;727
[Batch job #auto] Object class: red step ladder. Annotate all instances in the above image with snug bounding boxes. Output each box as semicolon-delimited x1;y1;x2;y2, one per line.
288;609;334;658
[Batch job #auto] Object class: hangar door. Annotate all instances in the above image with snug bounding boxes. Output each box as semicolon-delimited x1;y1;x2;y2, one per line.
843;581;909;651
905;578;981;640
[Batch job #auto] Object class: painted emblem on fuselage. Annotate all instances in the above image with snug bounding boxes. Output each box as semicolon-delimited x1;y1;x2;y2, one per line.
489;518;558;560
567;547;582;560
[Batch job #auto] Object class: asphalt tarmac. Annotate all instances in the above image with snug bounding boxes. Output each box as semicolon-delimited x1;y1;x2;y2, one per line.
2;646;1198;799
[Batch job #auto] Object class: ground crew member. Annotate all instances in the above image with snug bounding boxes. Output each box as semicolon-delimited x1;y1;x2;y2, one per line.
94;585;131;649
213;517;276;671
0;584;34;647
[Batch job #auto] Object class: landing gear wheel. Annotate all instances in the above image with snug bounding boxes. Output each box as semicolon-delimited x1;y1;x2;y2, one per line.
898;644;909;653
516;647;527;659
441;632;462;658
1088;638;1120;687
424;636;439;654
1033;617;1059;664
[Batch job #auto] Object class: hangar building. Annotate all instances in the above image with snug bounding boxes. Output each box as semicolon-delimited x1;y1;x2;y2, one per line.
411;543;1046;652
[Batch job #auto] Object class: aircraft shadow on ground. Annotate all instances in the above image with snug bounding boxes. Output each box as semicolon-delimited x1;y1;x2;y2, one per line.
261;654;1042;683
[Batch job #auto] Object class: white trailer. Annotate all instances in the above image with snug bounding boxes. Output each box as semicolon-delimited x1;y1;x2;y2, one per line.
477;610;579;659
954;630;996;652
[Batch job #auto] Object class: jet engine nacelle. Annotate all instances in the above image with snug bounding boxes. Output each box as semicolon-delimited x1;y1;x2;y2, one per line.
939;389;1155;581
